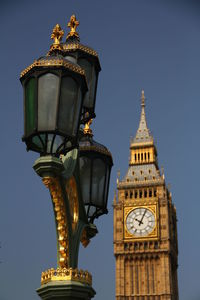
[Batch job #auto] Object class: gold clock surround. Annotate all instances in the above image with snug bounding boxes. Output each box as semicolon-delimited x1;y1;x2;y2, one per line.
124;204;159;241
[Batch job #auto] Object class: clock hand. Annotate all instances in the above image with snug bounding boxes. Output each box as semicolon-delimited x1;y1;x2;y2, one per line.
135;218;144;225
139;209;147;226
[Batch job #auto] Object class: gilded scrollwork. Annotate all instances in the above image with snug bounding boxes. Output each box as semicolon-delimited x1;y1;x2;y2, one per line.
65;176;79;232
80;228;90;248
42;177;69;268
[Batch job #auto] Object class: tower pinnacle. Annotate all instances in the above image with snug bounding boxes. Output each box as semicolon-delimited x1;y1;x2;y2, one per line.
132;90;153;145
141;89;145;107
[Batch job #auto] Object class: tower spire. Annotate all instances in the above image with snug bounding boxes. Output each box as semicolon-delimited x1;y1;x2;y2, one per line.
132;90;153;144
141;89;145;107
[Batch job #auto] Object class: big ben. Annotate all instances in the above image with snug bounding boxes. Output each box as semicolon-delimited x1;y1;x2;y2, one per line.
113;91;179;300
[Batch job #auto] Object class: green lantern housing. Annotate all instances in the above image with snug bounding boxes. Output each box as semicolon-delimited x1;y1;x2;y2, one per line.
20;53;87;156
79;124;113;223
63;15;101;123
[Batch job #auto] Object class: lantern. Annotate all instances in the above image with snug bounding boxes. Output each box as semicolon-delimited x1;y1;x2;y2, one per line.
79;121;113;222
20;24;87;156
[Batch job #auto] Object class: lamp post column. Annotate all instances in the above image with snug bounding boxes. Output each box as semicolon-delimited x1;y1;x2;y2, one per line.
33;154;96;300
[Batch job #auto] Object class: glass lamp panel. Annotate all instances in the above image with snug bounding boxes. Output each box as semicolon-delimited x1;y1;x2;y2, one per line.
88;206;96;219
38;73;59;131
79;156;91;204
78;58;95;109
90;66;96;107
58;76;79;136
104;165;111;207
46;134;64;154
91;158;106;207
25;77;36;136
71;87;82;135
32;135;44;152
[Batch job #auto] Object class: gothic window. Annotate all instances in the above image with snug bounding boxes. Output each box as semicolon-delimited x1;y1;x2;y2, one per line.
125;192;128;199
149;189;152;197
139;190;142;198
148;152;150;160
151;264;155;293
135;153;137;161
124;243;129;250
154;189;157;197
130;191;133;199
141;153;143;161
144;190;147;197
146;263;150;294
145;152;147;161
154;242;159;249
135;190;138;198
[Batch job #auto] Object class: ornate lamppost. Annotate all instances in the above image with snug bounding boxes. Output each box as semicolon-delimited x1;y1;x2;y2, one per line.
20;15;113;300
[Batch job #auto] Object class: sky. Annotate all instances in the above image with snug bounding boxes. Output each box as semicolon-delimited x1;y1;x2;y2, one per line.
1;0;200;299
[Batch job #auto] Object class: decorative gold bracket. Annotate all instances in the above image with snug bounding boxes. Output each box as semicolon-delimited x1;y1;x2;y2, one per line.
43;176;69;268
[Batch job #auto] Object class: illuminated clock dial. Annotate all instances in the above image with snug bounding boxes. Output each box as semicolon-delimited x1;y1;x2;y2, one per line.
126;207;155;237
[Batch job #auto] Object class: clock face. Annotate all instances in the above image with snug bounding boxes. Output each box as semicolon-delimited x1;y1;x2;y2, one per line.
126;207;155;237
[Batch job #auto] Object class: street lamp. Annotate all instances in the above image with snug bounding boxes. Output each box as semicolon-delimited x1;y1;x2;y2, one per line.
20;16;113;300
79;120;113;223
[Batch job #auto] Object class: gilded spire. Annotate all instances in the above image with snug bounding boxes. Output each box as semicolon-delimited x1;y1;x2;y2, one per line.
66;14;80;41
132;90;153;144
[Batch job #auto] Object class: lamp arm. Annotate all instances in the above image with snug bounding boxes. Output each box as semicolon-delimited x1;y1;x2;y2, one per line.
33;151;97;269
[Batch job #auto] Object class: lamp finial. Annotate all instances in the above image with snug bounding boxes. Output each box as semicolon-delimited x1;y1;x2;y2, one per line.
49;24;64;54
66;14;80;41
83;119;93;135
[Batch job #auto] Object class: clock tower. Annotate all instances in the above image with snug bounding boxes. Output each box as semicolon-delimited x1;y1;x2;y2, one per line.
113;91;179;300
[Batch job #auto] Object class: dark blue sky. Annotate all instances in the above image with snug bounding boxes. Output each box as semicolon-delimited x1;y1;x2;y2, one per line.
1;1;200;299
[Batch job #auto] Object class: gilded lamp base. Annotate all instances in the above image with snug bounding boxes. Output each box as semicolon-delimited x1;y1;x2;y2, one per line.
41;268;92;286
37;268;95;300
